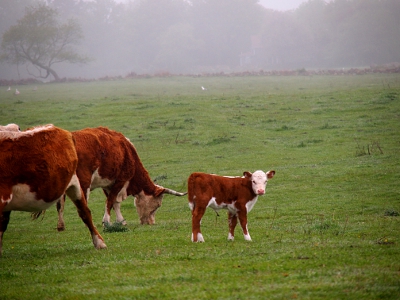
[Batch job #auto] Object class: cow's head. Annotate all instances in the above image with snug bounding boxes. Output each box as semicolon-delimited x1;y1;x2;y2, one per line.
134;186;187;225
244;170;275;195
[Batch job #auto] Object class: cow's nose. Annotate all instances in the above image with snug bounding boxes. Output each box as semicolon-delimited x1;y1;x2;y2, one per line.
257;189;265;195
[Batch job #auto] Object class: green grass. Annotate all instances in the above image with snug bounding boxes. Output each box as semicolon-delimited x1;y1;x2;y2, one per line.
0;74;399;299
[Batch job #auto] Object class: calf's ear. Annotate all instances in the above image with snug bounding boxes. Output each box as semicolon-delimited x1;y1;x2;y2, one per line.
266;170;275;179
243;171;252;178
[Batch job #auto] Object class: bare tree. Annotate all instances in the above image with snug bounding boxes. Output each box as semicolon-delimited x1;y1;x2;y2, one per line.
0;3;90;81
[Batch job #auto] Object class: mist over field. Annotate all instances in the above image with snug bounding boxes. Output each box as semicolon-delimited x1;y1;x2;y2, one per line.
1;0;399;81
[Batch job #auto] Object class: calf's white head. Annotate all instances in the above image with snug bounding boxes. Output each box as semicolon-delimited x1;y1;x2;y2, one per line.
244;170;275;195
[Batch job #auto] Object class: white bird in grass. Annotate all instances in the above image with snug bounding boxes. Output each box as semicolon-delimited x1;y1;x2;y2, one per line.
7;86;11;91
201;86;207;91
15;89;20;95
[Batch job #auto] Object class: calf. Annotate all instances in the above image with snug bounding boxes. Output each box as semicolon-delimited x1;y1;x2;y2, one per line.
0;125;106;256
188;170;275;242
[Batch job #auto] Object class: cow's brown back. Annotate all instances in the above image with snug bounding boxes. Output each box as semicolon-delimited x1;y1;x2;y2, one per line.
0;125;77;204
72;127;151;194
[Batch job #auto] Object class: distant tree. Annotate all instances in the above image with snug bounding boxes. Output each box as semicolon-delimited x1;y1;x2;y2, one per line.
326;0;400;66
154;22;202;73
127;0;189;72
0;4;90;81
76;0;129;76
259;0;400;69
0;0;35;36
190;0;264;68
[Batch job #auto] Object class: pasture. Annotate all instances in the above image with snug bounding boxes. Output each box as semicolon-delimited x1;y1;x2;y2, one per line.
0;74;399;299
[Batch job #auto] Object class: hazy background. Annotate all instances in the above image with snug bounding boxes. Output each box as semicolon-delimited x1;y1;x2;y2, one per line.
115;0;311;11
1;0;399;81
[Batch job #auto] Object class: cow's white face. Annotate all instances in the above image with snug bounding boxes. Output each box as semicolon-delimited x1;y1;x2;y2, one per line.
134;191;163;225
250;170;268;195
245;170;275;195
133;186;186;225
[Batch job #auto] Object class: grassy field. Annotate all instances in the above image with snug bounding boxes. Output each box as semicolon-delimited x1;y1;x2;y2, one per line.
0;74;399;299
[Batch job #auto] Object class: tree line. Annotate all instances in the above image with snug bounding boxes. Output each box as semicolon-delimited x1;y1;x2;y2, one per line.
1;0;399;80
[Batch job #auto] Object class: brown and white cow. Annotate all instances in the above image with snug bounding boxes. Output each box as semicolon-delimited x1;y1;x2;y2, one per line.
0;124;106;256
56;127;187;231
188;170;275;242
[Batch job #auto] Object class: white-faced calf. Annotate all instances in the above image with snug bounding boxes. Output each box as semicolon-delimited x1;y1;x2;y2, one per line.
188;170;275;242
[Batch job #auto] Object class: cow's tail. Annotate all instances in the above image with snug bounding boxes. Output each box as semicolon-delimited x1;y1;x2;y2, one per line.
31;210;46;220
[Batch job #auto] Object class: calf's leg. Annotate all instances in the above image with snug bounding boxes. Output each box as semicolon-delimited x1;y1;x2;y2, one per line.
228;211;237;241
191;206;206;242
237;211;251;241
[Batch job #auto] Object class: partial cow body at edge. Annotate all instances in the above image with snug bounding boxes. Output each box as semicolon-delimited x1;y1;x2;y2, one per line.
0;124;106;256
188;170;275;242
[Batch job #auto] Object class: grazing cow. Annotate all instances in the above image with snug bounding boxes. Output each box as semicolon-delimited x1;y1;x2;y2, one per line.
188;170;275;242
0;123;20;131
56;127;187;231
0;125;106;256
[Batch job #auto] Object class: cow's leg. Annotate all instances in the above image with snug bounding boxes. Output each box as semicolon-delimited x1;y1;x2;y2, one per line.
56;195;66;231
65;183;106;250
111;184;129;225
228;211;238;241
102;189;111;224
113;202;127;225
103;181;129;225
0;211;11;256
191;206;206;242
102;185;123;225
57;178;92;232
237;211;251;241
103;197;115;225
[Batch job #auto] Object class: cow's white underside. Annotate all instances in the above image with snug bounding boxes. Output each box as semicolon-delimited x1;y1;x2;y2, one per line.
3;184;60;212
207;197;238;214
206;196;259;214
89;169;114;200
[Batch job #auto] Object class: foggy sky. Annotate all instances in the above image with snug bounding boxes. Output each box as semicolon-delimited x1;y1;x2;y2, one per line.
114;0;309;11
258;0;307;11
1;0;398;81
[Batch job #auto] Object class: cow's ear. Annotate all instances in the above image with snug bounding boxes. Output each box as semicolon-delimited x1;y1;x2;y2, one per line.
266;170;275;179
243;171;252;178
